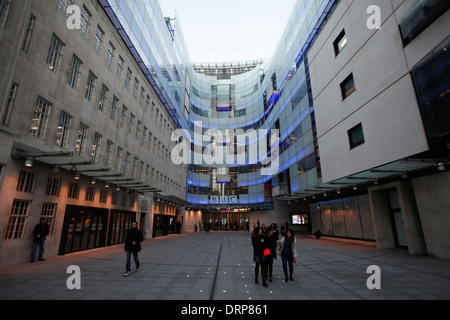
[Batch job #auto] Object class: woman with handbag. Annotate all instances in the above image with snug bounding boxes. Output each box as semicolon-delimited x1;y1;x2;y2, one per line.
251;227;269;287
278;229;297;282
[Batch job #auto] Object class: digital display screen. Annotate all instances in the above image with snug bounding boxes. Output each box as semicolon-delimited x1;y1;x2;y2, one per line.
291;214;308;225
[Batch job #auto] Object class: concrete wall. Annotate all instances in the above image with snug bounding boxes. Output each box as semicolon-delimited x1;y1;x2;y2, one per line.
412;171;450;260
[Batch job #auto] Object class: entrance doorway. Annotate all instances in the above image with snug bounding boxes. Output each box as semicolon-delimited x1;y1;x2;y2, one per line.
59;205;108;254
202;211;249;231
388;190;407;247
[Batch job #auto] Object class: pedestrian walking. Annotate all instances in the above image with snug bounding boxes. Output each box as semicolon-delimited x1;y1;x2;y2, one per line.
30;218;49;263
124;221;144;277
265;226;278;282
251;227;268;287
278;229;297;282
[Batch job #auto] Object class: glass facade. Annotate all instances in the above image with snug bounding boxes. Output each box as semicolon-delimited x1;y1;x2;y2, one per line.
101;0;339;210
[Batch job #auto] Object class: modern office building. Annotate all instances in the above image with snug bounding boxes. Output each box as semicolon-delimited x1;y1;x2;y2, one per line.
0;0;449;266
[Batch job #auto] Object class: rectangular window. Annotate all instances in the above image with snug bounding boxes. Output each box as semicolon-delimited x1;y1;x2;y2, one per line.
55;111;72;148
41;203;57;236
80;5;91;38
45;177;61;196
133;78;139;97
340;73;355;99
111;96;119;120
100;189;108;203
22;15;36;52
46;34;64;72
0;0;11;28
400;0;450;46
125;152;131;176
29;97;51;139
68;54;82;89
128;113;135;134
85;186;95;201
94;25;104;54
333;29;347;56
91;132;102;163
117;56;124;79
115;146;123;172
17;170;35;193
348;123;365;149
120;105;127;127
106;42;115;68
85;71;97;101
58;0;72;15
2;82;18;126
75;123;88;156
125;68;132;89
68;181;80;199
5;199;30;240
111;191;117;205
99;84;109;112
105;139;113;167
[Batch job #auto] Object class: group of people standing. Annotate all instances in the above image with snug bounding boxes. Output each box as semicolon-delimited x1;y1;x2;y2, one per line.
251;224;297;287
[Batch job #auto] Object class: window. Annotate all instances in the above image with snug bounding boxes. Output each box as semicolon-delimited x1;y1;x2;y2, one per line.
128;113;135;134
17;170;35;193
99;84;109;112
115;146;123;172
46;34;64;72
348;123;365;149
22;15;36;52
0;0;11;28
85;186;95;201
58;0;72;15
85;71;97;101
120;105;128;127
117;56;124;79
411;36;450;146
94;25;104;54
75;123;88;156
5;199;31;239
111;191;117;205
400;0;450;46
105;140;113;167
106;42;115;68
41;203;57;235
45;177;61;196
133;78;139;97
2;82;18;126
333;29;347;56
55;111;72;148
68;54;82;89
30;97;51;139
80;5;91;38
111;96;119;120
91;132;102;163
68;181;80;199
340;73;355;99
125;152;131;176
100;189;108;203
125;68;132;89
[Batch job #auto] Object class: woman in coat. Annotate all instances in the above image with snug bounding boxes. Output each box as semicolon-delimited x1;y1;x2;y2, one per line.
278;229;297;282
124;221;144;277
251;227;268;287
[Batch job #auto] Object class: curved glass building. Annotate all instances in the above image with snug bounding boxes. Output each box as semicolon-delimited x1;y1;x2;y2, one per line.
100;0;339;227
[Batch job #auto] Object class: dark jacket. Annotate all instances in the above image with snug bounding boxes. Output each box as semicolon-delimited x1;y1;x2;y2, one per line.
32;222;49;243
252;234;267;257
124;228;144;251
266;234;278;259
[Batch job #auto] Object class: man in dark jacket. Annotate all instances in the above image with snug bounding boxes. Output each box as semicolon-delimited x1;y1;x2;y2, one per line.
124;221;144;277
30;218;49;263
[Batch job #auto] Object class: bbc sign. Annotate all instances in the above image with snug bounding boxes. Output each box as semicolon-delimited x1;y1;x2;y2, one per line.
210;195;238;204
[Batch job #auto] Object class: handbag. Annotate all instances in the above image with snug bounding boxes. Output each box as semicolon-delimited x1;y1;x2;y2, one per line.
264;248;271;256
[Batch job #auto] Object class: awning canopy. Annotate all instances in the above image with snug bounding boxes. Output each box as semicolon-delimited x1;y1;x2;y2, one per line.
277;158;444;200
12;142;161;194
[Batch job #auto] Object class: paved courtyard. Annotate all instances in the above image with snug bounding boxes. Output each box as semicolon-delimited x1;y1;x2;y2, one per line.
1;231;450;301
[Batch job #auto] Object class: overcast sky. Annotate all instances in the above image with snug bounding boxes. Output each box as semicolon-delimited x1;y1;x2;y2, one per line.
158;0;296;63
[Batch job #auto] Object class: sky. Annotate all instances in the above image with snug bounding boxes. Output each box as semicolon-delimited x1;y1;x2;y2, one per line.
158;0;296;63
